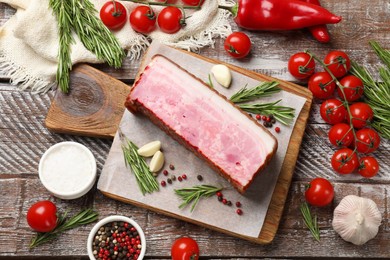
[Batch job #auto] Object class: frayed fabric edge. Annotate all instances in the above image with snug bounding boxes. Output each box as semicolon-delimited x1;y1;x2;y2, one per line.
0;51;56;94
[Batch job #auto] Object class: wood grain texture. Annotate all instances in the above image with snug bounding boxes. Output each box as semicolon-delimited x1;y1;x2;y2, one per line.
45;65;130;138
1;0;390;258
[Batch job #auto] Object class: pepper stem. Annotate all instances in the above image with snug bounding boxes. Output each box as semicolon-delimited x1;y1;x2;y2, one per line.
218;2;238;17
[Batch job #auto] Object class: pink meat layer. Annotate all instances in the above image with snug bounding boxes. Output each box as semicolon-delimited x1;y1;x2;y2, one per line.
129;56;277;189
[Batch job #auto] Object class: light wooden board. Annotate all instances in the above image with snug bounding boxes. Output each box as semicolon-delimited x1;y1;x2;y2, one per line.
45;48;313;244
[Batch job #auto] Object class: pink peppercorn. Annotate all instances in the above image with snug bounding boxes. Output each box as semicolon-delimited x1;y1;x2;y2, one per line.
161;180;166;187
275;127;281;133
182;174;187;180
236;209;243;215
255;114;261;120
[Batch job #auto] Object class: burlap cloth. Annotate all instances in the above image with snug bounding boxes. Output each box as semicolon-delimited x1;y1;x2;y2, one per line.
0;0;233;93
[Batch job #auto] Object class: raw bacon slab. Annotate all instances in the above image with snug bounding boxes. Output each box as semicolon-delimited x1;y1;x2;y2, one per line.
125;55;278;193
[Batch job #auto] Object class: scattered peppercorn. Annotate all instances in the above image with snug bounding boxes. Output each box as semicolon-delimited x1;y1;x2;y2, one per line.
216;191;222;197
236;201;242;208
255;114;261;120
167;178;172;184
169;164;175;170
161;180;166;187
222;198;227;204
92;221;142;260
275;127;281;133
163;170;168;176
217;196;223;202
197;175;203;181
171;175;176;181
178;176;183;182
262;115;267;121
181;174;187;180
227;201;232;206
236;209;243;215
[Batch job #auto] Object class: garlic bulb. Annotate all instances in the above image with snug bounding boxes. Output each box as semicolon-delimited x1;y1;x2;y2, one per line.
332;195;382;245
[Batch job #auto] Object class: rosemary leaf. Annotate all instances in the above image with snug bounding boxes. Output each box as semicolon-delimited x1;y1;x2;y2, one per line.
351;41;390;139
121;138;159;195
175;185;222;212
29;209;98;248
230;81;281;103
238;100;295;125
300;202;320;242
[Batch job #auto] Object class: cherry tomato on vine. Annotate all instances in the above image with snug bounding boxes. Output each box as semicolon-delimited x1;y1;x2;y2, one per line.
358;156;379;178
328;123;354;147
288;52;315;80
324;50;351;78
348;102;374;129
320;99;347;124
331;148;359;174
355;128;381;153
100;1;127;31
26;200;58;233
308;72;336;99
130;5;156;34
305;178;334;207
157;6;184;34
224;32;252;59
182;0;204;6
171;237;199;260
338;75;364;102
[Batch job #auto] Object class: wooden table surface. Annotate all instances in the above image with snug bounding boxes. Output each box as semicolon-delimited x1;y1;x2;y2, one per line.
1;1;389;259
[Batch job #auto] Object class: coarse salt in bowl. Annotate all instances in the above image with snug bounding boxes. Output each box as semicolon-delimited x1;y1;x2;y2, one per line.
39;141;97;200
87;215;146;260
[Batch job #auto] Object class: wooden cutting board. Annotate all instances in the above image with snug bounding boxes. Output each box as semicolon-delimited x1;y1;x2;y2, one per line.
45;64;130;138
45;50;313;244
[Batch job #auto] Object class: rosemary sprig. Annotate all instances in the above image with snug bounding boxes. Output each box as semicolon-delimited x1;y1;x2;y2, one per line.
230;81;281;103
49;0;125;93
50;0;75;93
351;41;390;139
72;0;125;68
121;137;159;195
29;209;98;248
300;202;320;242
175;185;222;212
238;100;295;125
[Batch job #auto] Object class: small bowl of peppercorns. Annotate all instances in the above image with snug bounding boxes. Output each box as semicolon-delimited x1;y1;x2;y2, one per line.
87;215;146;260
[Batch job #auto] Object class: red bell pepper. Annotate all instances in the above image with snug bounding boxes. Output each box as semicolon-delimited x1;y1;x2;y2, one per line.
223;0;342;31
303;0;331;43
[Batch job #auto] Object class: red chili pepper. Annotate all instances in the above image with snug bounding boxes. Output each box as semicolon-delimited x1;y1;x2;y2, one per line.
302;0;331;43
222;0;341;31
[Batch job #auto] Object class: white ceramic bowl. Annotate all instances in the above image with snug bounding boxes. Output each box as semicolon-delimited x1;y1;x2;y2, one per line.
87;215;146;260
39;141;97;200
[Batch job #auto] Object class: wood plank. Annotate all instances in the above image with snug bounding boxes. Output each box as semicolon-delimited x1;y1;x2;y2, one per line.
1;178;389;258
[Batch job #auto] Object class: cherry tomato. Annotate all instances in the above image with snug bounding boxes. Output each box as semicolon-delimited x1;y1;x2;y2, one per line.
355;128;380;153
171;237;199;260
130;5;156;34
305;178;334;207
358;156;379;178
324;50;351;78
328;123;354;147
100;1;127;31
157;6;184;34
182;0;204;6
338;75;364;102
224;32;252;59
288;52;315;80
320;99;347;125
331;148;359;174
26;200;58;232
308;72;336;99
348;102;374;129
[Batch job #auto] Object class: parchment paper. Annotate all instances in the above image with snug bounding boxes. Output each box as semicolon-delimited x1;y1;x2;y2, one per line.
98;42;307;238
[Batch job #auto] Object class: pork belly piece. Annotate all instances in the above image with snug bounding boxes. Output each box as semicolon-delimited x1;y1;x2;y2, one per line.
125;55;278;193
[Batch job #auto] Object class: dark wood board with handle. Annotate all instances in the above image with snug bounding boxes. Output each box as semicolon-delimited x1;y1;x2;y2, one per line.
45;49;313;244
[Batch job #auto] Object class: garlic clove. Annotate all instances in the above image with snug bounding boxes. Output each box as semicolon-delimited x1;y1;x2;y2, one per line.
149;151;164;172
332;195;382;245
137;141;161;157
211;64;232;88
